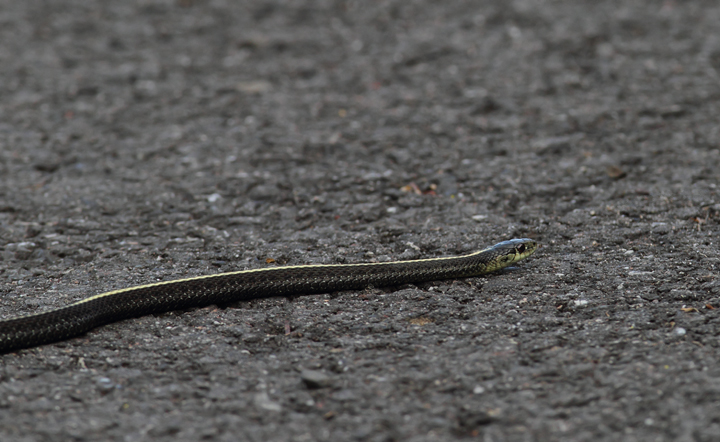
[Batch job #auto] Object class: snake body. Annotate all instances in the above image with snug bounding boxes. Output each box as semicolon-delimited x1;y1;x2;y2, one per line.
0;238;537;353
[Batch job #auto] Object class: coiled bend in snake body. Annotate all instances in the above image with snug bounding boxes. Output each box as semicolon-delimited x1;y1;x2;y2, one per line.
0;238;537;353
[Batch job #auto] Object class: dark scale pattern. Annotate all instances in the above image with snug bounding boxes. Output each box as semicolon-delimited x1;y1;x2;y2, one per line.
0;239;536;353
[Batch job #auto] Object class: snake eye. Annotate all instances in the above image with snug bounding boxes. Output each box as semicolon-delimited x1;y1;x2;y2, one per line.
517;244;526;254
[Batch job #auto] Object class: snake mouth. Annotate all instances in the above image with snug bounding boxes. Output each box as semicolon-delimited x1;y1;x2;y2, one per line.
502;238;539;264
517;240;538;259
519;240;538;254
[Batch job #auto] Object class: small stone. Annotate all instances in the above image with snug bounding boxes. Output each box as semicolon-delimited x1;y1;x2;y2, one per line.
95;377;115;394
301;369;332;389
573;299;589;307
332;389;357;401
253;392;282;412
651;223;671;235
606;165;626;179
236;80;272;94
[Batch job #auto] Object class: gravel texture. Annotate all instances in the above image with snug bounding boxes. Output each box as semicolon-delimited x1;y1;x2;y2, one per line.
2;1;720;441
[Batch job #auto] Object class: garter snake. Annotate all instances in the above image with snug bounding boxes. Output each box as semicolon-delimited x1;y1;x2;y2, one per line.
0;238;537;353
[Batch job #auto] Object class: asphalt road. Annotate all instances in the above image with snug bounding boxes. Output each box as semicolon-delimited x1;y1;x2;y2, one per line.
1;1;720;441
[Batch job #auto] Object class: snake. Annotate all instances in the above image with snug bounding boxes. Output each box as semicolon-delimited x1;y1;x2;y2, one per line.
0;238;537;353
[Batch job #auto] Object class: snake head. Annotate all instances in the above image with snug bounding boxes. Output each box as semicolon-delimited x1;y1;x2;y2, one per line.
492;238;538;266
